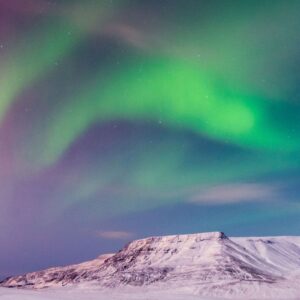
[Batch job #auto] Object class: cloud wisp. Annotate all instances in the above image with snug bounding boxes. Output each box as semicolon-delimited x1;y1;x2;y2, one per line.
95;230;135;240
190;183;277;205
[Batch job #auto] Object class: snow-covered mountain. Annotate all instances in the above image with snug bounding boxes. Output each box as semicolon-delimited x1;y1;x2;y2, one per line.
1;232;300;299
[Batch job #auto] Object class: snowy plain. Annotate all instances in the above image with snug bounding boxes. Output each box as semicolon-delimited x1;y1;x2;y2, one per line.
0;285;296;300
0;287;218;300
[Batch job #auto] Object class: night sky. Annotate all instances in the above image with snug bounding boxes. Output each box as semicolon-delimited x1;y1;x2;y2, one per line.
1;0;300;279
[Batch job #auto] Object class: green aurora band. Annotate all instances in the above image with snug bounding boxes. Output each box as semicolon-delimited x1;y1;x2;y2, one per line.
31;57;300;168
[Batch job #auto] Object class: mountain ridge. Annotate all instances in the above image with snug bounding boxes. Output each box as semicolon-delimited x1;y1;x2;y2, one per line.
1;231;300;298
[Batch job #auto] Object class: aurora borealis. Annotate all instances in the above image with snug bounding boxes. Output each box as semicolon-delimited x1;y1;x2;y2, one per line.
1;0;300;278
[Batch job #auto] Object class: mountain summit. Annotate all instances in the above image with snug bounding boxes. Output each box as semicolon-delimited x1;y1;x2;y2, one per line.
1;231;300;298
